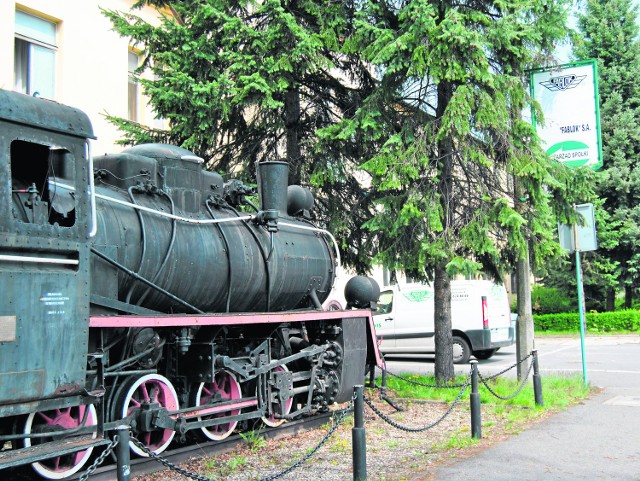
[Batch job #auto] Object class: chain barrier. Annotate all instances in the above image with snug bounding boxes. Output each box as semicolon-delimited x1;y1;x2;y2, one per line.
130;436;214;481
478;357;535;401
380;351;534;390
481;352;534;381
369;351;541;428
382;369;468;388
129;395;356;481
363;373;471;433
257;395;355;481
78;435;119;481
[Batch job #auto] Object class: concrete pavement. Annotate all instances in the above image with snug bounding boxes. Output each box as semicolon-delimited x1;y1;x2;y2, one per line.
424;335;640;481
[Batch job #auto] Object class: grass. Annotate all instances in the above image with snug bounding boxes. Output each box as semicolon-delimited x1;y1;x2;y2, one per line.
535;329;636;336
376;371;591;470
203;453;249;477
382;372;590;409
239;429;267;452
329;436;350;454
432;429;479;451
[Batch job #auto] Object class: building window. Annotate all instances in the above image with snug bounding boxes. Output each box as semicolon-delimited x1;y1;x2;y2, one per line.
128;51;140;121
14;10;57;99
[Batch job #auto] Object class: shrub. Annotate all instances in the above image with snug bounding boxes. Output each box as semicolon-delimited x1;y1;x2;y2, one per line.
533;310;640;332
531;285;575;314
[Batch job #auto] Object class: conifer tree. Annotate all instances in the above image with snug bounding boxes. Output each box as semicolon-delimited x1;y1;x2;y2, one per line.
104;0;380;270
326;0;582;380
575;0;640;308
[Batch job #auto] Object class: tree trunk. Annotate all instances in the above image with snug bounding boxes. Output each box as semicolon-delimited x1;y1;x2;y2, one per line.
624;285;634;309
285;88;302;186
433;78;455;383
515;253;534;380
434;263;455;382
514;177;534;380
605;288;615;312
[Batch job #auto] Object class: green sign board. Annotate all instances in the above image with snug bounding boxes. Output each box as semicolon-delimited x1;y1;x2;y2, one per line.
530;59;603;170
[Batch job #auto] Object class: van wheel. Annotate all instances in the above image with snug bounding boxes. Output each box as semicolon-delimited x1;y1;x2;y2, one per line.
473;349;497;360
452;336;471;364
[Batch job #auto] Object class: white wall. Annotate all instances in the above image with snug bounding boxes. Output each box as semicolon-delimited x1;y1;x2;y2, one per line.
1;1;166;155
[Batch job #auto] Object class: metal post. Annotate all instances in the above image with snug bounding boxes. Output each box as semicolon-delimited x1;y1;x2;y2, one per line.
352;385;367;481
115;425;131;481
470;361;481;439
379;368;403;411
96;352;105;437
532;350;544;406
573;211;588;386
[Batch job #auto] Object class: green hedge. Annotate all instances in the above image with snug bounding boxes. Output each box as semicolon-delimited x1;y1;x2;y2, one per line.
534;310;640;332
531;285;575;314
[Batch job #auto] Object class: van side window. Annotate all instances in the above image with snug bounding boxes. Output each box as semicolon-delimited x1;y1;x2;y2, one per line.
377;291;393;314
10;140;76;227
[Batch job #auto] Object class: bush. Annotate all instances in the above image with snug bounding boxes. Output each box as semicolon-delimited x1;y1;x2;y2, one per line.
534;310;640;332
531;285;575;314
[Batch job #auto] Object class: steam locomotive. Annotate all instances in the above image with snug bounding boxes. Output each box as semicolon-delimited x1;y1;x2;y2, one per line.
0;89;382;479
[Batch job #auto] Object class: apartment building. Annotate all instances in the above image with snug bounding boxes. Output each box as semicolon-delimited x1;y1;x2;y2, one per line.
0;1;166;155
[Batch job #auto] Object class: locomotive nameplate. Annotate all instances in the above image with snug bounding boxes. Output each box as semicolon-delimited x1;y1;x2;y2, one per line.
0;315;16;342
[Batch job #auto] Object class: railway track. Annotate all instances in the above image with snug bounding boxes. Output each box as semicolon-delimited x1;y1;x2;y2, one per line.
9;410;339;481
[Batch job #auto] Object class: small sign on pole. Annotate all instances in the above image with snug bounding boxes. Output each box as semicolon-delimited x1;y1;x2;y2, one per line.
557;203;597;386
558;203;598;253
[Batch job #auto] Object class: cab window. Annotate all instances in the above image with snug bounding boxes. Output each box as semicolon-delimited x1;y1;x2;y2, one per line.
377;291;394;314
11;139;76;227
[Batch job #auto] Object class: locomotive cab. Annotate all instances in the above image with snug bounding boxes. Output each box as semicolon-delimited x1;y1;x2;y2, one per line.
0;90;104;479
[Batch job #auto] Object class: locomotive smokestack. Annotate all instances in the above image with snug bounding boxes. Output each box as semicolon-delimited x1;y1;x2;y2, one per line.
257;160;289;215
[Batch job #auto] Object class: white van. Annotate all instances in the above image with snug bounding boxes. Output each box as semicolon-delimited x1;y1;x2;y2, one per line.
373;280;515;363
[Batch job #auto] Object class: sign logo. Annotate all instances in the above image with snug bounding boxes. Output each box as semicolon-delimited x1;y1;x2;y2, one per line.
403;290;432;302
539;74;587;92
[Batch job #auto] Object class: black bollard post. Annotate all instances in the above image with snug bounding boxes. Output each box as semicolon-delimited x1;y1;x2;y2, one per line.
532;350;544;407
470;361;482;439
115;425;131;481
352;385;367;481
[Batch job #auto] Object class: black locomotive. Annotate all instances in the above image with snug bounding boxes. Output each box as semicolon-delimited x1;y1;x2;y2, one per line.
0;89;382;479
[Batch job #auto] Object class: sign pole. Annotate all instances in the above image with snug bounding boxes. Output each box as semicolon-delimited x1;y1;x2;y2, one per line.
573;212;588;385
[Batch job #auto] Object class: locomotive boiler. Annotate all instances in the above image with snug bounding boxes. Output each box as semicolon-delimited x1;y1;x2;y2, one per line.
0;89;382;480
89;143;335;314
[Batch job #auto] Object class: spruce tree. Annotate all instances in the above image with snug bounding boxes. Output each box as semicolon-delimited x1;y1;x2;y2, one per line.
326;0;583;380
575;0;640;308
104;0;380;270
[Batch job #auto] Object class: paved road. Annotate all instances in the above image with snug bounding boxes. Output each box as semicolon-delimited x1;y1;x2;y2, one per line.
383;335;640;386
385;335;640;481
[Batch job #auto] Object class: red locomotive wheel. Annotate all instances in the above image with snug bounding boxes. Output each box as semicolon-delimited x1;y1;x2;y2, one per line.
24;404;97;480
119;374;179;456
261;365;293;427
194;370;242;441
